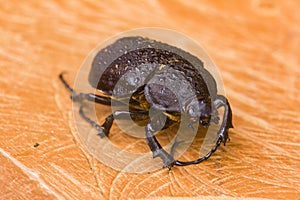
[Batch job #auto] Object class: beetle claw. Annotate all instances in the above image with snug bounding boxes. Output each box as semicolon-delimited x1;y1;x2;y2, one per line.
152;149;160;158
152;149;176;169
162;159;176;170
219;129;230;146
97;130;106;138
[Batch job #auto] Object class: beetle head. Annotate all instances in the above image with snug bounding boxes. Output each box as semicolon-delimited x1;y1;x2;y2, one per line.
186;98;211;128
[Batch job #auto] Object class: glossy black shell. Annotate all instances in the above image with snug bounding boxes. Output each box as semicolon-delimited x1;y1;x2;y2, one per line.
88;37;218;112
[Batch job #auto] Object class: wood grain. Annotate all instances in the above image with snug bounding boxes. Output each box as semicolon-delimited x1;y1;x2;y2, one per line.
1;0;299;199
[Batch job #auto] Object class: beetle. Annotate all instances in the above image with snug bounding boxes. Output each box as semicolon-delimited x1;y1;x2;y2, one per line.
59;36;233;169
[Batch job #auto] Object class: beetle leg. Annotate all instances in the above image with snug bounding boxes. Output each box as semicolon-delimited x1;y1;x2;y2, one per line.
78;105;106;137
76;93;111;105
174;95;233;166
59;73;112;105
102;110;149;136
213;95;233;145
145;120;176;169
79;106;149;137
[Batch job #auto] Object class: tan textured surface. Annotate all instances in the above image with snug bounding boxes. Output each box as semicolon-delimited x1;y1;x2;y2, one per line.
1;1;300;199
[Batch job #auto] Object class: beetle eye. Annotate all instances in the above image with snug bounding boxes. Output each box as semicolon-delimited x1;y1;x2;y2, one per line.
188;105;199;117
188;106;194;116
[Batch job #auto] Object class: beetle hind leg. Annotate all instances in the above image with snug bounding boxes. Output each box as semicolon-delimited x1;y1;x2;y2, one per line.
78;105;108;137
59;73;112;137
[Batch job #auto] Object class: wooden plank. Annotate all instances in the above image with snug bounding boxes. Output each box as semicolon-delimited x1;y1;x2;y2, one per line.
1;0;299;199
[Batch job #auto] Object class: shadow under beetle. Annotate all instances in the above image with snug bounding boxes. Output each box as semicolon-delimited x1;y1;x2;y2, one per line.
59;36;233;169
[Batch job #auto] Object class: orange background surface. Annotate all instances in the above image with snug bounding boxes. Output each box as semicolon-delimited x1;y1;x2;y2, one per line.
1;1;299;199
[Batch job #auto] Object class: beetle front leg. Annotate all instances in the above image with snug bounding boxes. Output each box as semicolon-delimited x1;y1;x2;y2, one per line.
174;95;233;166
214;95;233;145
145;121;176;169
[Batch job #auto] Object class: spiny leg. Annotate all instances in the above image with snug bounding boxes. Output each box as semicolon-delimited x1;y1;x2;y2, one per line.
174;95;233;166
145;118;176;169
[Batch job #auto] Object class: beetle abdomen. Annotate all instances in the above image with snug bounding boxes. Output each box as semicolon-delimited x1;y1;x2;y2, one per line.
89;36;217;95
92;47;209;99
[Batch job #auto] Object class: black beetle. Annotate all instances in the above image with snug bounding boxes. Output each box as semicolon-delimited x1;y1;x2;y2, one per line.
59;36;233;169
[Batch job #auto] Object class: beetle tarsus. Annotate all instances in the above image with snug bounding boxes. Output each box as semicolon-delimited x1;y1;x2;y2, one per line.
78;105;106;137
153;149;176;169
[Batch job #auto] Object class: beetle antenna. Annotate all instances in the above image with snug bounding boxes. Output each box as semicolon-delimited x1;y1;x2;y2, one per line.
59;72;76;96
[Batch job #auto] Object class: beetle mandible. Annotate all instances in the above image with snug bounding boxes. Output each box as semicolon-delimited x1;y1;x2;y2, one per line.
59;36;233;169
